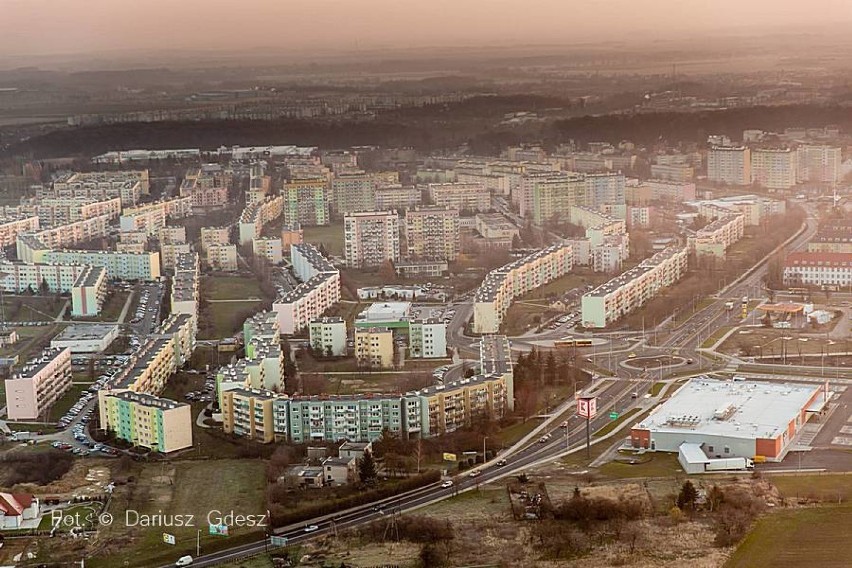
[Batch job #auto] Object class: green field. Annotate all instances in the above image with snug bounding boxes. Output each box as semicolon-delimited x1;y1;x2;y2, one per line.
597;450;683;479
91;460;267;568
302;223;344;256
207;276;263;300
726;505;852;568
43;383;90;421
1;296;64;322
96;290;130;321
205;300;263;339
769;473;852;502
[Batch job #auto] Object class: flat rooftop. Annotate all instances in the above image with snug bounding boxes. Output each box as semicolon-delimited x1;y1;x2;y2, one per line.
52;324;118;342
636;377;821;441
357;302;412;322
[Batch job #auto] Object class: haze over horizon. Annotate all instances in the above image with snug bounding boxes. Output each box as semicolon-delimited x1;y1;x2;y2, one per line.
3;0;852;66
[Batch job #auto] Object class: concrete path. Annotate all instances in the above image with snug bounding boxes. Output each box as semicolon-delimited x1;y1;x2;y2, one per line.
117;289;135;324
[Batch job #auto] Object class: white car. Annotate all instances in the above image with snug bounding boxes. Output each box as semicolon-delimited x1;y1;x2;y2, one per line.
304;524;319;533
440;480;454;488
175;556;193;567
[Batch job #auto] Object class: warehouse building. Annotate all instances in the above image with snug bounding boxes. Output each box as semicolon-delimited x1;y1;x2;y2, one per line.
630;377;826;463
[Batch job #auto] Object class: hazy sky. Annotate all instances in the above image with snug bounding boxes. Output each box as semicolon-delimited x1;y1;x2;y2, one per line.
3;0;852;61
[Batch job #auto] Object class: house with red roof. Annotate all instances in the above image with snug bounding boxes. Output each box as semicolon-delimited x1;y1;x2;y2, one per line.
0;493;40;529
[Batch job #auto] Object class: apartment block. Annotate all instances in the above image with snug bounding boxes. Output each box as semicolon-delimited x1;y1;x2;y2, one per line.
354;327;394;369
309;317;347;357
206;244;238;272
31;196;122;227
343;210;400;267
4;347;72;420
415;372;511;435
331;173;378;216
252;237;283;264
694;195;786;226
119;197;192;236
238;195;284;245
688;214;745;258
50;170;147;206
200;226;231;251
473;242;574;334
221;388;285;443
273;244;340;334
796;144;841;184
581;247;689;328
374;185;422;211
0;216;39;248
404;207;459;262
17;214;111;263
427;182;491;212
783;252;852;288
408;319;447;358
707;146;751;186
180;163;231;208
394;260;449;278
160;243;192;270
650;162;694;181
283;178;330;226
518;172;585;224
41;250;161;281
629;180;696;203
70;265;108;317
584;172;626;208
98;391;192;453
751;148;797;190
159;226;187;245
171;253;200;317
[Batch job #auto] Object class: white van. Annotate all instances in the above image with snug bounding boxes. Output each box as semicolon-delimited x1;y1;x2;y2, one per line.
175;556;193;567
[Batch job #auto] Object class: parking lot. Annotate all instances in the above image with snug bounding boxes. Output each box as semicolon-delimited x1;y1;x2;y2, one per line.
411;304;457;325
128;282;164;337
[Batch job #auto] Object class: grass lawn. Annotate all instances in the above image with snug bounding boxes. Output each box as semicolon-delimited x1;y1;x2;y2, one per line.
0;325;58;359
519;270;607;301
725;504;852;568
1;295;64;322
501;302;561;336
718;328;839;358
702;325;735;348
303;223;344;256
597;450;684;479
95;290;130;321
650;382;666;397
207;276;263;300
768;473;852;502
495;418;544;446
91;460;267;568
43;383;90;421
203;300;263;339
594;407;641;438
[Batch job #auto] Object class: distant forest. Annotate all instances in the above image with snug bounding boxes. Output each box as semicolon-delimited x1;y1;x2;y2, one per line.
7;99;852;159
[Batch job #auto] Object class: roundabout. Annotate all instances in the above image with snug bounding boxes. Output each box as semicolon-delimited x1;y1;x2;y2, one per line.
621;354;688;371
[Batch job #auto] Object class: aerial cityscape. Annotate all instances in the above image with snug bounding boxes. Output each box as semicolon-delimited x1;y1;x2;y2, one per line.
0;1;850;567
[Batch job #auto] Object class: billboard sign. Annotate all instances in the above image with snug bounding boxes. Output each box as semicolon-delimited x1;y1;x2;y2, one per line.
577;396;597;419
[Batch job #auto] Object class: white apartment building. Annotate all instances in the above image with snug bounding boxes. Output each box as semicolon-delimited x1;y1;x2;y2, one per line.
171;253;200;318
252;237;283;265
783;252;852;288
41;250;161;281
427;182;491;212
0;216;39;248
200;226;231;251
49;170;147;206
238;195;284;245
404;207;459;262
473;242;574;334
581;246;689;328
16;214;111;263
518;172;585;225
344;211;400;268
688;214;745;258
0;262;107;317
207;244;238;272
119;197;192;236
374;185;422;211
650;163;694;181
751;148;797;190
180;164;231;208
309;317;347;357
159;226;187;245
282;178;330;227
70;265;108;317
584;172;626;208
408;319;447;358
796;144;841;184
331;173;378;215
5;347;72;420
160;243;192;270
273;244;341;334
707;146;751;186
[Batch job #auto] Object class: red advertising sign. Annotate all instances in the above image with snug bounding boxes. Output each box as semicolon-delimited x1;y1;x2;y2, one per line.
577;396;597;419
